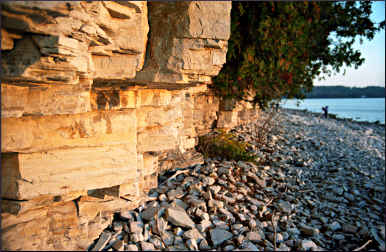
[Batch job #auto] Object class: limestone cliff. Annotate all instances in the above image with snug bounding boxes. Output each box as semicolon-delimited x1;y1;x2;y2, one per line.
1;2;259;250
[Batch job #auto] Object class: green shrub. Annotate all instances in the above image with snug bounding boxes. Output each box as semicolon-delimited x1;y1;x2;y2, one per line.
197;130;256;161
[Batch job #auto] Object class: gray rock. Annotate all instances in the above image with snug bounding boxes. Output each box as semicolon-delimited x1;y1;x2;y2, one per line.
120;210;134;220
267;232;284;243
126;244;139;251
162;231;175;246
210;228;233;247
208;199;224;209
113;221;123;232
248;219;257;230
183;228;204;243
245;231;265;243
203;177;216;186
342;224;358;234
299;240;318;250
332;234;345;240
197;219;212;233
173;199;188;210
91;231;112;251
209;185;222;194
328;221;341;231
277;243;291;251
166;206;195;228
173;227;184;236
299;223;319;236
130;232;144;243
141;206;160;221
199;239;211;250
130;221;143;233
140;241;155;251
167;188;185;201
278;201;292;214
143;224;150;242
241;241;259;251
149;236;163;249
232;224;244;231
213;220;229;230
224;245;235;251
332;187;344;195
186;238;198;250
159;194;167;202
172;236;182;246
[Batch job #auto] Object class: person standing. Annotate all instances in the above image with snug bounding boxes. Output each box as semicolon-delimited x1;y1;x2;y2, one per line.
322;106;329;118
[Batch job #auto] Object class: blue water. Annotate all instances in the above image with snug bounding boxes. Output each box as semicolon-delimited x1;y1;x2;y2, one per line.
280;98;385;123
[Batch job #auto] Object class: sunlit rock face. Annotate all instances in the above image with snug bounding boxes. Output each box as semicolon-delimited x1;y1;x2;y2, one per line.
1;1;258;250
1;1;149;84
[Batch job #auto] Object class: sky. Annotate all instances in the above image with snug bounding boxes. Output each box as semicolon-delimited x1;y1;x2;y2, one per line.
314;1;385;88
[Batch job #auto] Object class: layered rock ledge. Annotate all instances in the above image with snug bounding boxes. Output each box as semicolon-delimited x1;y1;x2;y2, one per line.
1;1;258;250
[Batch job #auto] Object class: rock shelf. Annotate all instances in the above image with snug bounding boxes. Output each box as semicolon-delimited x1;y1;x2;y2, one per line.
89;109;385;251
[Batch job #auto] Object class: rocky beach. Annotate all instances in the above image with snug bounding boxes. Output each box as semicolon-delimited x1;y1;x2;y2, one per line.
88;108;385;251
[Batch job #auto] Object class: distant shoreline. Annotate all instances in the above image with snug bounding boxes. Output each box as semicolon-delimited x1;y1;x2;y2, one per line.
280;107;385;127
302;97;385;99
305;85;385;99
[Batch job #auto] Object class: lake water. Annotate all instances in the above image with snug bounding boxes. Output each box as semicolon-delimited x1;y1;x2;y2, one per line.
280;98;385;123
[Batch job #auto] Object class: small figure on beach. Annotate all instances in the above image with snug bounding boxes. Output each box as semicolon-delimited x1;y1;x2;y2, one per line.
275;103;279;112
322;106;329;118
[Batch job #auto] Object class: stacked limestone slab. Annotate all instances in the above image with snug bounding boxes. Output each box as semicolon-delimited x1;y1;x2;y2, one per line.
1;1;258;250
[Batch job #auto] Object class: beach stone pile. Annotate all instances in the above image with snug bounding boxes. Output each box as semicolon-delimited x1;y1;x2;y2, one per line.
89;109;385;251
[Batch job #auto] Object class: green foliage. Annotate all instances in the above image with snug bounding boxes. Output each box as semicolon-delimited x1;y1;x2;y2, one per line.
213;2;384;109
197;130;256;161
